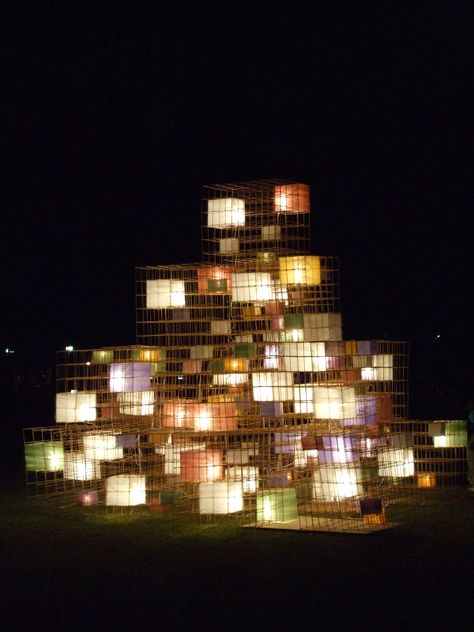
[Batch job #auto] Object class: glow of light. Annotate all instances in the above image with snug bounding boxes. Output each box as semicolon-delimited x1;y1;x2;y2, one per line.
65;345;74;352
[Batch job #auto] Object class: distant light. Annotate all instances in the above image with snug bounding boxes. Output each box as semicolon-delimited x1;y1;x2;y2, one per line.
5;348;14;354
86;361;91;366
435;334;441;340
65;345;74;352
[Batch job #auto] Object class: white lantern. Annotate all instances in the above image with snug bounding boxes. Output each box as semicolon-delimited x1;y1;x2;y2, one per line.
109;362;151;393
252;372;294;402
106;474;146;506
210;320;231;335
313;386;357;420
146;279;186;308
118;390;154;416
207;198;245;228
261;225;281;240
302;313;342;342
226;465;259;493
219;238;239;254
231;272;275;302
378;448;414;478
313;464;364;500
293;386;314;414
282;341;327;372
83;434;123;461
199;481;243;514
371;354;394;381
56;392;97;423
263;344;280;369
212;373;248;386
64;452;100;480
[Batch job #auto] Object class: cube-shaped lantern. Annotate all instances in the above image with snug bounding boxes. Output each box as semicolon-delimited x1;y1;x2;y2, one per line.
252;372;294;402
83;434;123;461
25;442;64;472
105;474;146;506
207;198;245;228
146;279;186;308
64;452;100;480
56;392;97;423
231;272;275;302
180;450;224;482
199;481;243;514
279;256;320;285
256;488;298;523
274;183;310;213
109;363;151;393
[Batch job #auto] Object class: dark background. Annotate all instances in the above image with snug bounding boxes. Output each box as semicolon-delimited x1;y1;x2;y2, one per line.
1;2;472;426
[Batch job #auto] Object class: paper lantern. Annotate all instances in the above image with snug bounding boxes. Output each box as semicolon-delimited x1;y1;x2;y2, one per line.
106;474;146;506
312;386;357;420
302;313;342;342
197;266;233;293
109;362;151;393
146;279;186;308
212;373;249;386
378;448;414;478
180;450;223;482
256;489;298;523
234;342;256;358
252;372;294;402
189;345;214;360
210;320;231;335
199;481;243;514
274;183;310;213
133;348;165;363
220;238;239;254
282;341;327;372
317;435;359;464
279;256;320;285
226;466;259;493
56;392;97;423
223;357;249;373
182;359;202;374
64;452;100;480
231;272;275;302
417;473;436;488
91;349;114;363
25;442;64;472
193;402;238;432
313;464;364;500
118;391;154;416
261;225;281;240
293;386;314;414
162;400;195;428
264;344;280;369
207;198;245;228
350;394;393;426
77;490;98;506
155;443;206;475
83;434;123;461
279;328;304;342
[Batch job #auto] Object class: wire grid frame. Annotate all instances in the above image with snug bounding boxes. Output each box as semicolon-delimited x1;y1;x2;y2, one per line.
24;179;458;532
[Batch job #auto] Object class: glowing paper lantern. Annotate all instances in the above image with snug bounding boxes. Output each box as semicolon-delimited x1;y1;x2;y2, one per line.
162;400;195;428
106;474;146;506
417;473;436;488
192;402;238;432
199;481;243;514
197;266;233;293
83;434;123;461
155;442;206;475
109;362;151;393
293;386;314;414
146;279;186;308
180;450;223;482
77;491;98;506
207;198;245;228
279;256;320;285
212;373;248;387
261;225;281;240
220;238;239;254
282;341;327;372
25;442;64;472
313;386;357;420
56;392;97;423
256;489;298;523
91;349;114;363
364;354;393;381
252;372;294;402
210;320;231;335
317;435;359;464
274;183;310;213
226;466;259;493
313;464;364;500
378;448;414;478
64;452;100;480
263;344;280;369
231;272;275;302
302;313;342;342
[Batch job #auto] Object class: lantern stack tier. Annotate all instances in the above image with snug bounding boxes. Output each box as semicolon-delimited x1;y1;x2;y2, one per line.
25;180;424;533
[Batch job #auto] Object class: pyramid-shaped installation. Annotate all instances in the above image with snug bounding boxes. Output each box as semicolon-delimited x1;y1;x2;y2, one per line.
24;180;419;532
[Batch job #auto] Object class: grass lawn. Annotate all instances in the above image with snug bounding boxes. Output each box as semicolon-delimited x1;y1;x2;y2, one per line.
2;469;474;631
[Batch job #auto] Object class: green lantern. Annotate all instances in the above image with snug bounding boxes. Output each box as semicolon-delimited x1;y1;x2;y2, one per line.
25;442;64;472
256;488;298;523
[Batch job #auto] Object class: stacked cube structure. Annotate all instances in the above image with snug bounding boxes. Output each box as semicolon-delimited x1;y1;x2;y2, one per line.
25;180;421;533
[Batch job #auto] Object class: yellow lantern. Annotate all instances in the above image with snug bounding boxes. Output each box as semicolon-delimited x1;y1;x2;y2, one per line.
279;256;320;285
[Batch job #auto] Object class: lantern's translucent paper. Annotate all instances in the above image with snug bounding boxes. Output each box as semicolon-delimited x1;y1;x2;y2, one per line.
207;198;245;228
106;474;146;506
56;392;97;423
199;481;243;514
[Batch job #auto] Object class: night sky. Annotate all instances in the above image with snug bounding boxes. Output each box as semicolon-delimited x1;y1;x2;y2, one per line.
1;3;472;418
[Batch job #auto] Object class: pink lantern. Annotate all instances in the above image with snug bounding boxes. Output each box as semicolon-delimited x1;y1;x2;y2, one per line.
180;450;224;482
192;402;238;432
197;266;233;294
274;183;310;213
77;490;98;506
